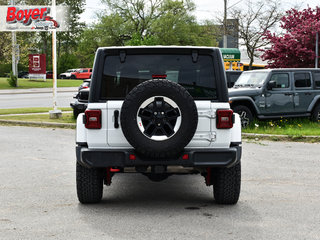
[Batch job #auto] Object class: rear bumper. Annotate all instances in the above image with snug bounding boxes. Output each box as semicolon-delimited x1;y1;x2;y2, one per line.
76;145;242;169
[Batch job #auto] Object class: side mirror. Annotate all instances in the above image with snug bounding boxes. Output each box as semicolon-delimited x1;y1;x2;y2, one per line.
267;80;276;90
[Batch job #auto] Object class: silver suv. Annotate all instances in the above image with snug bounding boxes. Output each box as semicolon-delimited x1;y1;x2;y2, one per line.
75;46;242;204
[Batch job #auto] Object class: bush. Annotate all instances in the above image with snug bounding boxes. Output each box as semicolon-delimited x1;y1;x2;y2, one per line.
7;71;17;87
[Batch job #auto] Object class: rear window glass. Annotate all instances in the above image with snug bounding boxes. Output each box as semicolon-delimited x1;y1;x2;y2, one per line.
100;54;217;99
294;73;311;88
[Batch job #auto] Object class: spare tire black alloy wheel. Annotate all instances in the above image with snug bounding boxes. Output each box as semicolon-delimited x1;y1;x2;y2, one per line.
121;80;198;158
137;96;181;141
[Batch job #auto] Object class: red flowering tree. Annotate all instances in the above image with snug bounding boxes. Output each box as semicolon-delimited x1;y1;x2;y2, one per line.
261;7;320;68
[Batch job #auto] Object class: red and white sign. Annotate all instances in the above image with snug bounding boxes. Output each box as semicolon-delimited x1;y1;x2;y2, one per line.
0;5;68;31
29;54;46;74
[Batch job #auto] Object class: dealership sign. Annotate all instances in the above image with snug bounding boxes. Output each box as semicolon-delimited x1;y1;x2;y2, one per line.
0;5;68;31
29;54;46;74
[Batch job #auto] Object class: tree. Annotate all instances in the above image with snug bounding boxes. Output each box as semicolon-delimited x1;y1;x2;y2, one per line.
0;32;11;64
261;7;320;68
77;0;218;66
102;0;164;42
231;0;282;69
150;1;216;46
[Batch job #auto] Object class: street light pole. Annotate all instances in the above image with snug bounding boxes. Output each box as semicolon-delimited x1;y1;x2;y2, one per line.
11;31;16;75
49;0;62;118
223;0;228;48
10;0;18;83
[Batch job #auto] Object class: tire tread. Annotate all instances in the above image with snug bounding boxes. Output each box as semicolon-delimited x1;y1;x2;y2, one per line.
212;162;241;204
76;162;103;204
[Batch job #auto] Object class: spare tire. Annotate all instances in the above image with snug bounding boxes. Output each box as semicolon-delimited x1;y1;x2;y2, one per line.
120;80;198;158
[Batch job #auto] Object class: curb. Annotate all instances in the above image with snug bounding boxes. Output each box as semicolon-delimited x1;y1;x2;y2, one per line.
0;120;76;129
242;133;320;142
0;120;319;142
0;87;78;95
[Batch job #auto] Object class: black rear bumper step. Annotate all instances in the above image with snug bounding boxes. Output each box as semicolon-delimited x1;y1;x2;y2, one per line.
76;146;241;169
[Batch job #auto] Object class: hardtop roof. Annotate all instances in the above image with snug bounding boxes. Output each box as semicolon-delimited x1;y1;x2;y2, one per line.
97;45;220;51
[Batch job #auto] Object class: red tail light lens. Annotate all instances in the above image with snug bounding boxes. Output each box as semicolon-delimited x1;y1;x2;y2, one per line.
85;109;101;129
216;109;233;129
182;154;189;160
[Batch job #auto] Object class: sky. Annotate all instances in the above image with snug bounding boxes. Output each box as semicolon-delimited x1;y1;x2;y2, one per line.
80;0;320;25
79;0;320;64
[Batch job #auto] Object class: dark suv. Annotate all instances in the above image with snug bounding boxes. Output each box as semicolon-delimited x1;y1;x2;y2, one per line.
229;69;320;127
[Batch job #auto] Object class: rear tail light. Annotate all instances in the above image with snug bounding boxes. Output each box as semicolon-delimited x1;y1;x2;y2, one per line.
216;109;234;129
84;109;101;129
110;168;120;172
182;154;189;160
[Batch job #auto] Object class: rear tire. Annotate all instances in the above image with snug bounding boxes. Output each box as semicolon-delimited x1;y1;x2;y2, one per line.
233;105;253;128
76;162;104;204
311;104;320;122
212;162;241;205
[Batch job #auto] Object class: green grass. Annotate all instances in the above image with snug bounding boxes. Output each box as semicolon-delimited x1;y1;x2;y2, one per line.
0;107;72;115
0;113;76;124
0;77;81;89
243;118;320;136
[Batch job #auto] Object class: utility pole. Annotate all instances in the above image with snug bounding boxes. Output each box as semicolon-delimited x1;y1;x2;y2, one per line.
11;31;17;75
223;0;228;48
49;0;62;118
10;0;18;85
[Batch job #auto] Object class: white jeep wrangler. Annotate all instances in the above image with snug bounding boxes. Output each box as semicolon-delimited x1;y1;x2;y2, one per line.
76;46;242;204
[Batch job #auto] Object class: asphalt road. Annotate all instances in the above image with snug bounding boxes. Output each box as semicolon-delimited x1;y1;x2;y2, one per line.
0;92;75;109
1;126;319;240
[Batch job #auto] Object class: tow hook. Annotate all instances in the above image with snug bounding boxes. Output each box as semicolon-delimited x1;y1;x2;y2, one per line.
105;167;113;186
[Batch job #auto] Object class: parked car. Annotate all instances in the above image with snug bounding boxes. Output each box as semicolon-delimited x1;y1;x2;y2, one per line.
229;69;320;127
46;71;53;79
74;46;242;205
70;79;91;118
59;69;78;79
70;88;89;118
18;71;29;78
70;68;92;79
78;79;91;91
226;71;242;88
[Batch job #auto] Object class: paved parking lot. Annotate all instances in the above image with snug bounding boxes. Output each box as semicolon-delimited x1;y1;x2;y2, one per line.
1;126;319;240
